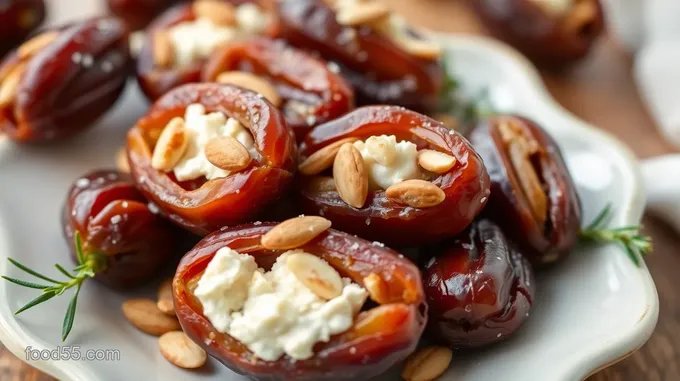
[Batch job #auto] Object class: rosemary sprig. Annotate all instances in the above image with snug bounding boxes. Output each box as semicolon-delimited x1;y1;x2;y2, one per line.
2;232;106;341
579;204;652;267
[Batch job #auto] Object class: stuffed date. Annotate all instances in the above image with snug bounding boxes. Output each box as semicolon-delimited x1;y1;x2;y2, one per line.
136;0;278;101
297;106;490;246
0;17;130;142
173;216;426;381
126;82;297;235
107;0;178;31
469;115;582;265
423;218;535;348
202;38;354;142
0;0;46;57
471;0;605;67
277;0;444;112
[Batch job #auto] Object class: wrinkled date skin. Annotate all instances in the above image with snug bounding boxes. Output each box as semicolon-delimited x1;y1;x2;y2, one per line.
469;115;582;265
127;83;297;235
107;0;179;30
0;17;131;142
0;0;46;57
203;38;355;142
298;106;490;247
423;218;535;348
62;170;176;289
137;1;279;101
277;0;444;112
471;0;605;67
174;223;426;381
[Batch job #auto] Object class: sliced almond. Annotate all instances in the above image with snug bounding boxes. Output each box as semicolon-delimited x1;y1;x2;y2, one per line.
306;176;336;192
159;331;207;369
363;273;390;304
402;346;453;381
286;251;343;300
261;216;332;250
0;63;26;108
204;135;252;172
299;137;360;175
333;143;368;208
17;31;59;60
417;150;457;174
157;278;175;316
336;2;390;26
216;71;281;107
122;298;181;336
193;0;236;26
153;30;174;68
151;117;190;172
395;37;442;60
508;139;548;226
116;148;130;173
385;179;445;208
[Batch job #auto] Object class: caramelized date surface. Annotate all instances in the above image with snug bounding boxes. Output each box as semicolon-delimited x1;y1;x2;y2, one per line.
471;0;604;67
277;0;444;112
174;223;426;381
107;0;178;30
0;17;130;142
469;115;581;265
127;83;297;235
0;0;46;57
298;106;490;246
203;38;354;142
423;219;535;348
62;170;176;288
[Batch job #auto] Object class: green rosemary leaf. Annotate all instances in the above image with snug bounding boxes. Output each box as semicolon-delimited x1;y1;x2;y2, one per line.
15;291;57;315
585;203;611;230
62;284;81;341
74;231;85;265
55;264;76;280
1;276;48;290
623;244;641;267
7;258;61;284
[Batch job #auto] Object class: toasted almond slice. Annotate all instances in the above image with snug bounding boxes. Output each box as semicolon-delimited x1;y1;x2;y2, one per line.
261;216;332;250
18;31;59;60
402;346;453;381
122;298;181;336
336;2;390;26
306;176;336;192
333;143;368;208
417;150;457;174
395;37;442;60
153;30;174;68
151;117;190;172
299;137;360;175
159;331;207;369
216;71;282;107
0;63;26;108
157;278;175;316
385;179;445;208
193;0;236;26
204;135;252;172
363;273;390;304
116;148;130;173
508;139;548;226
287;251;343;300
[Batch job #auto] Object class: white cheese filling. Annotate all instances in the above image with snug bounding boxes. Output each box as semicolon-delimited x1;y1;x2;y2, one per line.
172;104;256;181
168;3;270;67
194;248;368;361
353;135;423;190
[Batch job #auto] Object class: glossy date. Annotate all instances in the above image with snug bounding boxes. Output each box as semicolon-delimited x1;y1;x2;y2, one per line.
469;115;582;265
107;0;178;30
173;223;426;381
0;17;131;142
471;0;605;67
423;218;535;348
0;0;46;57
62;170;176;288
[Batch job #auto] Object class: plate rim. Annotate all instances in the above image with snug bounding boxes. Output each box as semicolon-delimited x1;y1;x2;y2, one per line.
0;34;659;381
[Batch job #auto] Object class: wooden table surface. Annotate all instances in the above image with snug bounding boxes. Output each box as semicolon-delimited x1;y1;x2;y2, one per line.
2;1;679;380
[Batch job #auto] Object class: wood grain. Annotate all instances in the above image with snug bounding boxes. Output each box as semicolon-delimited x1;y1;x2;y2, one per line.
1;1;678;380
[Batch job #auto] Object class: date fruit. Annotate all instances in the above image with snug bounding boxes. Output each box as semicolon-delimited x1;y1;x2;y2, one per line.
0;0;46;57
469;115;582;265
107;0;178;31
0;17;131;142
423;218;535;348
174;223;426;381
62;170;176;288
471;0;605;67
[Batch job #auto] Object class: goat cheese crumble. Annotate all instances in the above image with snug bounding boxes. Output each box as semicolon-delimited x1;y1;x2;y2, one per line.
173;104;255;181
353;135;422;190
194;248;368;361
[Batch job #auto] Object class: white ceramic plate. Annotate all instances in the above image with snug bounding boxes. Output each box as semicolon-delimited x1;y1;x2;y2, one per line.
0;31;659;381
